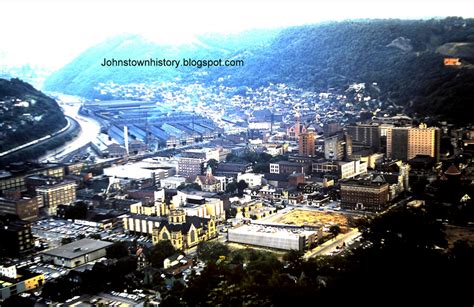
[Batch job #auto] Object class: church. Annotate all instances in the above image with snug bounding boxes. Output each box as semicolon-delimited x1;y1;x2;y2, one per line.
152;208;217;250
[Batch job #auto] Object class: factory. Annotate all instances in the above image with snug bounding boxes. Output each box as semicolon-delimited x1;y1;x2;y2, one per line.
81;100;222;150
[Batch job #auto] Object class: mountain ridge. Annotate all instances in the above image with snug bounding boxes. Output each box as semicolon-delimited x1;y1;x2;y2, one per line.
44;18;474;124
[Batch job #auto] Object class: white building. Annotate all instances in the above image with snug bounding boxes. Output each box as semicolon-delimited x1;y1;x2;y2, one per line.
123;215;164;235
237;173;264;188
172;190;225;221
339;160;368;179
160;176;186;189
228;224;317;251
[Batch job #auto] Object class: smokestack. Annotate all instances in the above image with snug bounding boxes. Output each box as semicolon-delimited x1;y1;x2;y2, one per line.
124;126;129;156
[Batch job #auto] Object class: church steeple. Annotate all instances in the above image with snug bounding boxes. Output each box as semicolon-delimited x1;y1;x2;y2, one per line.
205;165;213;177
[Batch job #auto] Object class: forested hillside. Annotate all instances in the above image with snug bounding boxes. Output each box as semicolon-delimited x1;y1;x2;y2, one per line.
0;78;67;152
44;17;474;124
43;29;279;98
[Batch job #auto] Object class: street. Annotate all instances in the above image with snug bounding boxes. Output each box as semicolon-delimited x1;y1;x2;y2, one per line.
304;228;361;259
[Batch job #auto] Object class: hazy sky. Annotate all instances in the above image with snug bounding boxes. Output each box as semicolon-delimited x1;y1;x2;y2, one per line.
1;0;473;69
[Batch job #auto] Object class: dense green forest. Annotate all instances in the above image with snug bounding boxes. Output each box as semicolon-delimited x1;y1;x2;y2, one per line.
44;18;474;124
0;78;67;153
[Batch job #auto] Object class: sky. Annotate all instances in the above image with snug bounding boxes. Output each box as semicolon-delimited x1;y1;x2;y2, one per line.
1;0;473;69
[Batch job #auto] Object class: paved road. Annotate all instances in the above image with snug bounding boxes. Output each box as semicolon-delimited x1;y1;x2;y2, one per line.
304;228;361;259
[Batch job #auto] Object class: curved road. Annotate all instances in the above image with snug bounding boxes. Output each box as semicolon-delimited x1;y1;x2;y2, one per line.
0;116;74;159
39;98;101;162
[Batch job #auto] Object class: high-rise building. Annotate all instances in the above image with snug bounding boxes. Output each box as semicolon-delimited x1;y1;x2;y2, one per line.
346;123;381;151
299;131;316;156
324;132;352;161
386;124;440;161
386;127;409;161
36;180;77;216
407;124;441;161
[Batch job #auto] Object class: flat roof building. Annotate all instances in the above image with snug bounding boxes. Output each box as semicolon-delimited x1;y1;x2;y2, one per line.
228;224;317;251
41;238;113;268
340;176;389;211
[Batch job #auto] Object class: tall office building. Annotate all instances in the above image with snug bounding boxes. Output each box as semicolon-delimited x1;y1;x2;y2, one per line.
299;131;316;156
36;180;77;216
386;124;440;161
407;124;441;161
324;132;352;161
386;127;409;161
346;123;381;151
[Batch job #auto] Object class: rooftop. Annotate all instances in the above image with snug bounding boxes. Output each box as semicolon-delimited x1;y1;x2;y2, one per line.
229;224;316;239
41;239;113;259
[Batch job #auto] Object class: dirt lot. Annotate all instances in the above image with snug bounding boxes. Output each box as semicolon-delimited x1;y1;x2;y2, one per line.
268;209;355;232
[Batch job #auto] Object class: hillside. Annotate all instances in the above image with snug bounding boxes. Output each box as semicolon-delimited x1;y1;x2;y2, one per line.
221;18;474;124
43;29;279;98
0;78;67;152
44;18;474;124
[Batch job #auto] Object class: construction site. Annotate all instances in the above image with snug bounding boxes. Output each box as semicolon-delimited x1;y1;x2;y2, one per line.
267;208;357;233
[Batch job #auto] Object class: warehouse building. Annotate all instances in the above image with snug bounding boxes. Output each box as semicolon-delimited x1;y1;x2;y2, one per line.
227;224;318;251
41;239;113;268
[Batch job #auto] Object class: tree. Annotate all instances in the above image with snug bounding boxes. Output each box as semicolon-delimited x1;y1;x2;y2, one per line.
196;241;230;263
362;207;447;250
225;182;238;194
253;162;269;174
106;242;129;259
205;159;219;174
63;201;88;220
237;180;249;197
283;249;304;275
329;225;341;237
150;240;177;268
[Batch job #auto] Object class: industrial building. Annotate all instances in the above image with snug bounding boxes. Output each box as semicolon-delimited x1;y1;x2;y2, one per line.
81;100;221;150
